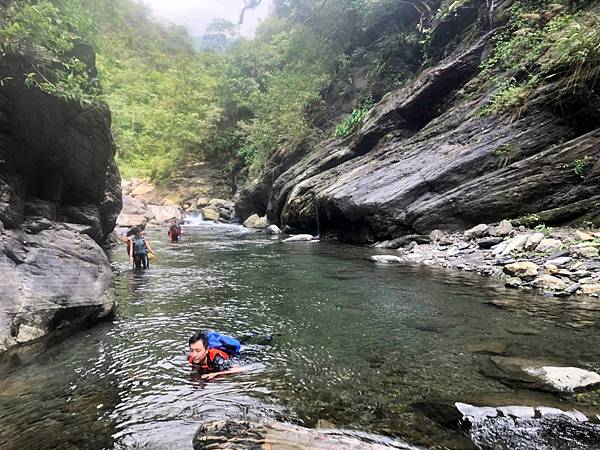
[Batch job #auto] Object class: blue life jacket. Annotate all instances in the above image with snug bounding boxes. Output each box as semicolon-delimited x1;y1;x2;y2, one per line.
206;331;241;356
133;236;146;255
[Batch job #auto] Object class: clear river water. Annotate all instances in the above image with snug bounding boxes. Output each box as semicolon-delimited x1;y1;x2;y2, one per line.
1;219;600;449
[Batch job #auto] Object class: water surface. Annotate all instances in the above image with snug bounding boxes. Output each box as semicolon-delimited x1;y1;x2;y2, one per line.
1;220;599;449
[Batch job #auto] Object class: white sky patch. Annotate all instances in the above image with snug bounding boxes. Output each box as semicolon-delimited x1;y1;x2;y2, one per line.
140;0;273;37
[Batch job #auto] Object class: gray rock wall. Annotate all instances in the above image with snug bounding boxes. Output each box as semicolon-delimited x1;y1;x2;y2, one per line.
0;54;121;352
237;7;600;244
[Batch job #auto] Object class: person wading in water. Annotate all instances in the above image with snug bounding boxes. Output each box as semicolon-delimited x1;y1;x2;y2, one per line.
129;228;155;269
167;219;182;243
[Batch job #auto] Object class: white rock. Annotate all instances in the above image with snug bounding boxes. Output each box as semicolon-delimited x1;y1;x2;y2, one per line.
370;255;404;264
543;263;559;274
546;256;571;267
501;234;529;255
266;225;282;235
491;241;508;256
464;224;489;239
489;219;513;237
282;234;316;243
535;238;563;253
523;366;600;393
524;232;545;251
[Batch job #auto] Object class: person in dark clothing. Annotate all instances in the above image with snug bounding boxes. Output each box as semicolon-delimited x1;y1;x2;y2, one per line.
129;228;154;269
188;330;244;380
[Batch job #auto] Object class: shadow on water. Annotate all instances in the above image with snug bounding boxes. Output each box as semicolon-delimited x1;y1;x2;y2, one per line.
1;220;600;449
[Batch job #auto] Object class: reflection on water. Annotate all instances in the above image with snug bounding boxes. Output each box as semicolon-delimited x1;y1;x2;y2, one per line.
1;220;599;449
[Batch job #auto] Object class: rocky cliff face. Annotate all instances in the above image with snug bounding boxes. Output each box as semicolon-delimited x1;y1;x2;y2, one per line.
0;53;121;352
236;1;600;244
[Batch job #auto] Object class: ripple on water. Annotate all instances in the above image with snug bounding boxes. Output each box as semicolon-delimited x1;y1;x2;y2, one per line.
1;226;600;449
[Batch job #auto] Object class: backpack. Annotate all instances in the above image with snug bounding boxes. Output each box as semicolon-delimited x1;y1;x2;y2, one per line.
205;331;241;356
133;236;146;254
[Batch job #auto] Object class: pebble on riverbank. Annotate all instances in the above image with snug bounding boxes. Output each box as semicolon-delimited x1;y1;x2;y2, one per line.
370;222;600;300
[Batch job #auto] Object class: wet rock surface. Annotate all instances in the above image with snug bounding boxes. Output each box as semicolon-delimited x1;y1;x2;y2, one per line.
193;419;418;450
0;55;119;352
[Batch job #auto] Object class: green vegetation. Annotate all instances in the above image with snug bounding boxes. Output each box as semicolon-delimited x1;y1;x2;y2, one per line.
479;1;600;115
0;1;101;105
0;0;437;182
332;94;373;138
573;156;591;180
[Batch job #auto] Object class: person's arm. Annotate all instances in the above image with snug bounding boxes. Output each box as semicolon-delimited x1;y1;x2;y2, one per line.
144;240;154;254
129;239;134;262
201;366;245;380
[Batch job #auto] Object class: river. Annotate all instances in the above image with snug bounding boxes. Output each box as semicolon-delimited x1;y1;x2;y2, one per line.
1;219;599;449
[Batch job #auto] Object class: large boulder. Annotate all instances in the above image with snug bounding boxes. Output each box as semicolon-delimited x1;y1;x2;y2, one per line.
147;204;182;224
0;227;115;352
0;53;120;352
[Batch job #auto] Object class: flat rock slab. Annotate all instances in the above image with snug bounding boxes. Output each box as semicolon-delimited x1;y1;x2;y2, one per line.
193;419;417;449
482;357;600;393
282;234;317;243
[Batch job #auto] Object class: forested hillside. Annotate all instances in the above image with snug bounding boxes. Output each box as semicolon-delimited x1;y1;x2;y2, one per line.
1;0;598;214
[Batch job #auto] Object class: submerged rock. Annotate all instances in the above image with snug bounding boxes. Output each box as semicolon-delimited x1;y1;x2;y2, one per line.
282;234;317;242
193;419;417;450
371;255;404;264
481;356;600;393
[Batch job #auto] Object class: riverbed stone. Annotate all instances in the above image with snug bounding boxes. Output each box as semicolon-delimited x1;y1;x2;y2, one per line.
535;239;563;253
489;220;513;237
505;276;522;288
429;229;446;242
546;256;571;267
524;232;545;251
574;246;599;258
243;213;268;228
543;263;559;274
266;224;282;235
201;207;220;221
464;224;488;240
580;284;600;295
501;234;529;255
574;230;594;241
532;274;567;291
477;237;504;249
371;255;404;264
482;357;600;393
282;234;316;242
504;261;539;278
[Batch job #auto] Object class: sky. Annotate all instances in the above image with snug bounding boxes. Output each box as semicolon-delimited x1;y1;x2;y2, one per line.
140;0;273;37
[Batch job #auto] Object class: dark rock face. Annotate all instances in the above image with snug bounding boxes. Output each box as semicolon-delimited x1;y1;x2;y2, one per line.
237;7;600;244
0;55;121;352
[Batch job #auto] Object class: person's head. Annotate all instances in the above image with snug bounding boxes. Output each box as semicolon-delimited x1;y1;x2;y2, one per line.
188;330;209;364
